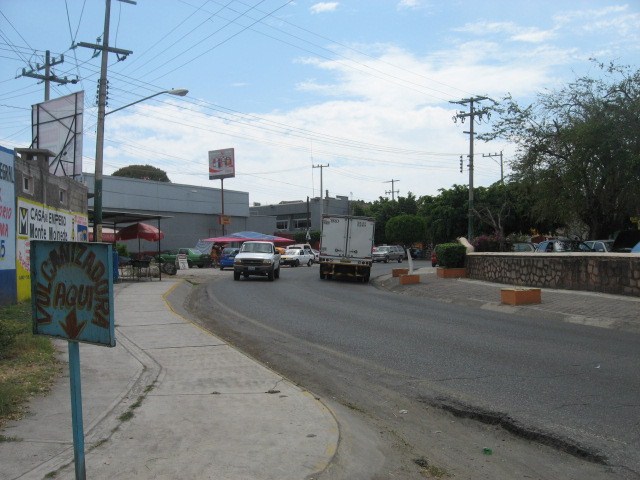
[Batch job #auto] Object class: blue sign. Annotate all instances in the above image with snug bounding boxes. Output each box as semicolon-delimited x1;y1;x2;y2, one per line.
31;241;115;347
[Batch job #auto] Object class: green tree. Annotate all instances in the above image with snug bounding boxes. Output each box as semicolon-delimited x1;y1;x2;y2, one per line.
481;61;640;238
385;214;426;246
417;185;468;244
112;164;171;182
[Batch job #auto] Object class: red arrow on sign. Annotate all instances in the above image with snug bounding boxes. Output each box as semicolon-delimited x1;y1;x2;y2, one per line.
61;308;86;339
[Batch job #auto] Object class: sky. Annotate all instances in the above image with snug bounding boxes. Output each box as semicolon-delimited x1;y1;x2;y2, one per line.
1;1;639;206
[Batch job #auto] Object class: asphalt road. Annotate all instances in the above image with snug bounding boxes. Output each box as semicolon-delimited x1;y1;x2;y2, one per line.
184;262;639;479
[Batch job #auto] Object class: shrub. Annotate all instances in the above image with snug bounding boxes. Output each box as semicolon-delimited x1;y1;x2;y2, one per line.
473;235;505;252
435;243;466;268
115;243;129;257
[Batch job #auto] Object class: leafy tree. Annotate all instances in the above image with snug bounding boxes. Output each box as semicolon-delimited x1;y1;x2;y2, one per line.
481;61;640;239
112;164;171;182
417;185;469;244
356;193;420;244
385;214;426;247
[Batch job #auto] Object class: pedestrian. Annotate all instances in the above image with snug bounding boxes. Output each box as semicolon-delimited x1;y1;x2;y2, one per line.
211;244;220;267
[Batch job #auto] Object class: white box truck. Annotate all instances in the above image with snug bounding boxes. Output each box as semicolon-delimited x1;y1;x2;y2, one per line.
319;214;375;282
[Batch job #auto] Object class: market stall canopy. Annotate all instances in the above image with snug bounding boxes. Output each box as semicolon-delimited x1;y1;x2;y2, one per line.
116;222;165;242
203;231;293;245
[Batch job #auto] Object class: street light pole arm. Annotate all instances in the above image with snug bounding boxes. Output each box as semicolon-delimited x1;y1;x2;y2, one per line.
105;88;188;116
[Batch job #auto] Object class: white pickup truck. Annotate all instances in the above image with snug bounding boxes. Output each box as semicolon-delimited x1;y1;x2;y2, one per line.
233;241;281;281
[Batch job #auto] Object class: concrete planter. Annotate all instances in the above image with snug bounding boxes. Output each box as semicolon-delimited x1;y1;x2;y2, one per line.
501;288;541;305
392;268;409;277
399;274;420;285
436;267;467;279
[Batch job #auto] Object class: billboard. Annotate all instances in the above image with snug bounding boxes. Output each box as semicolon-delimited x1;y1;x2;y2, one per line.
16;197;88;301
0;145;16;305
32;91;84;177
208;148;235;180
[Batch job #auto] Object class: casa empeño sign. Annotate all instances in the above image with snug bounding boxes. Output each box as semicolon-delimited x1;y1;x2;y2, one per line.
31;241;114;347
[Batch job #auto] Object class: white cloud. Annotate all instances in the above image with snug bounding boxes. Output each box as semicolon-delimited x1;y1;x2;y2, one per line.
310;2;339;14
456;21;555;43
397;0;421;9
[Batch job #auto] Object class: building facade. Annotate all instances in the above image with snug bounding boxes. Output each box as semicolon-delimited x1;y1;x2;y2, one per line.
12;148;89;302
82;173;275;251
249;195;350;236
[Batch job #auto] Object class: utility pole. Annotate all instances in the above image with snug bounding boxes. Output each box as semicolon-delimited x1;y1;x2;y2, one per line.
384;179;399;201
312;163;329;220
450;96;491;241
482;151;504;184
77;0;134;242
18;50;78;101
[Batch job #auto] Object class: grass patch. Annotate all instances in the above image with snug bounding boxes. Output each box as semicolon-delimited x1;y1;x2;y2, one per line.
414;457;450;478
0;302;61;428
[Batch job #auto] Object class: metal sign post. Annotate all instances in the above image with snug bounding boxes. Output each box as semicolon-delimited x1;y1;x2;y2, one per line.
31;241;115;480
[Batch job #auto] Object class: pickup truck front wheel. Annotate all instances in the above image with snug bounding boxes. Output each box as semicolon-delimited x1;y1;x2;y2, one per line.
233;271;240;281
274;267;280;279
268;269;274;281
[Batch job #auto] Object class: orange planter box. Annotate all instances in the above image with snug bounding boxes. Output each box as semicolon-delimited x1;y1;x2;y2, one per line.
399;274;420;285
392;268;409;277
501;288;541;305
436;267;467;279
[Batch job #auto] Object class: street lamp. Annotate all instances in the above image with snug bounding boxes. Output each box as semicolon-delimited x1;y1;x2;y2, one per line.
105;88;189;116
93;88;188;241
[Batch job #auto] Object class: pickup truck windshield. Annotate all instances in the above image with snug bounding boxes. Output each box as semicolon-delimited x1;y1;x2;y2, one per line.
241;243;273;253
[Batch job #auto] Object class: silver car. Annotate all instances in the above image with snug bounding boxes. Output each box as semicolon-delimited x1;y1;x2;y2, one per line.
372;245;404;263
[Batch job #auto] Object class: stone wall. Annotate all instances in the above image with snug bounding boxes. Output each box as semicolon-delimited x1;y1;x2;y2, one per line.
466;253;640;297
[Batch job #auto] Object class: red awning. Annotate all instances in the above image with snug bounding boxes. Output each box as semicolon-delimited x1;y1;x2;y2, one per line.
115;222;165;242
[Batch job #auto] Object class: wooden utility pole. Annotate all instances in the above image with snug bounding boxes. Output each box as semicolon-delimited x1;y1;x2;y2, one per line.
384;179;400;201
450;96;491;241
483;151;504;184
313;163;329;218
18;50;78;101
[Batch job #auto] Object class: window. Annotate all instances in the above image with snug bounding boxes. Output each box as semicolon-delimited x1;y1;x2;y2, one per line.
23;176;33;194
59;188;66;203
276;220;288;230
293;219;309;229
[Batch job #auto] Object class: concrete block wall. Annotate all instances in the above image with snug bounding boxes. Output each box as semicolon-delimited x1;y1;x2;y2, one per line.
466;253;640;297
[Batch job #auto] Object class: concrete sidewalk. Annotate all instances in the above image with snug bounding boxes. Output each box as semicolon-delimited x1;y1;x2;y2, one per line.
1;277;338;480
375;265;640;333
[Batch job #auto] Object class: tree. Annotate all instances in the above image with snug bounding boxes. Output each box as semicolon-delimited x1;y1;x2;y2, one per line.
417;185;468;244
385;214;426;247
481;61;640;239
112;164;171;182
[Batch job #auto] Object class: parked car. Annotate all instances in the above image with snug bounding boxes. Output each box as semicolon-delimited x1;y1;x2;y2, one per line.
286;243;315;261
219;247;240;270
584;240;614;252
157;248;212;268
612;230;640;253
311;248;320;262
281;248;314;267
372;245;404;263
511;242;536;252
535;239;593;253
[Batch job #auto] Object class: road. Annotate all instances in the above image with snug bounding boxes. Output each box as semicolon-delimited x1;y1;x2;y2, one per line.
183;262;640;479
